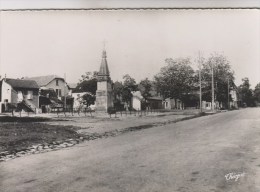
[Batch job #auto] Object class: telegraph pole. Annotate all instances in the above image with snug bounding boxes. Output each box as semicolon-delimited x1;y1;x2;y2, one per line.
227;77;230;110
198;51;202;113
211;61;214;111
64;73;67;110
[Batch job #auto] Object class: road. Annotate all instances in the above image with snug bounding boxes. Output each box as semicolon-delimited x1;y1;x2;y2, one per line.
1;108;260;192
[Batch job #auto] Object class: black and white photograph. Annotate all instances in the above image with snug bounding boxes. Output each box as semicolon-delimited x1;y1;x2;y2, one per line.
0;0;260;191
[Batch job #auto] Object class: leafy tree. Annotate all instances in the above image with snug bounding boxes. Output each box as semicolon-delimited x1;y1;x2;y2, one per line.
154;57;195;104
200;53;234;108
138;78;152;99
77;93;96;108
254;83;260;103
123;74;138;92
74;71;98;94
238;77;255;107
113;81;124;100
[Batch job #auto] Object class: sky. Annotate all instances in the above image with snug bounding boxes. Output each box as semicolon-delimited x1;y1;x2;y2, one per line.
0;9;260;87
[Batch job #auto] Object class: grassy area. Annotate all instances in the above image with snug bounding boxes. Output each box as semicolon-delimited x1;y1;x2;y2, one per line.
0;122;81;153
0;116;53;122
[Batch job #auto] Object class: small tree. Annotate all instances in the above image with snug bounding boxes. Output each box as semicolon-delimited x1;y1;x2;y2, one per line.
81;93;96;107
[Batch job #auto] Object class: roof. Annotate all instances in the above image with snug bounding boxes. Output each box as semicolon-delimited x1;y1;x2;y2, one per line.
147;96;163;101
25;75;63;86
98;50;110;76
5;78;39;89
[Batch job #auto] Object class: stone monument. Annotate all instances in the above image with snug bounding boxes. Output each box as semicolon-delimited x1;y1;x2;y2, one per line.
95;50;113;111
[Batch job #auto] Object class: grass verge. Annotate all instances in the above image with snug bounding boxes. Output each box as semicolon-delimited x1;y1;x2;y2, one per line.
0;122;81;153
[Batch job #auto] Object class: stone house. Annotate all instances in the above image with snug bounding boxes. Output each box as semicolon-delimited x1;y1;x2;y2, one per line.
0;78;39;113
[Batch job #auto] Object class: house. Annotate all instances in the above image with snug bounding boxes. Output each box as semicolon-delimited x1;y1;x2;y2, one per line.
163;98;184;110
67;83;77;96
131;91;143;110
146;96;163;109
0;78;39;113
25;75;69;99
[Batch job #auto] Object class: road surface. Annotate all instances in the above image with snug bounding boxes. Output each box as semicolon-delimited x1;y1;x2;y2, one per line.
1;108;260;192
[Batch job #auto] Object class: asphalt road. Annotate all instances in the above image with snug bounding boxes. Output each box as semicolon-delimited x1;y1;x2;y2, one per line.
1;108;260;192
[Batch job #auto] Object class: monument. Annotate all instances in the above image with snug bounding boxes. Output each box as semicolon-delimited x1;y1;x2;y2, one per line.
95;49;113;111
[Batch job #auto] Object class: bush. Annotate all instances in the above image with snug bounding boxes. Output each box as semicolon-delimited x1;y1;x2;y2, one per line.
107;107;116;114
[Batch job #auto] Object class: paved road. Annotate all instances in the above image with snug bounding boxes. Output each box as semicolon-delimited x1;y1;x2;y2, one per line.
1;108;260;192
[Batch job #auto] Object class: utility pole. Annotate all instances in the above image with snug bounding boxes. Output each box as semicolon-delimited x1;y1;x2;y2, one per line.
198;51;202;113
211;61;214;112
64;73;67;111
227;77;230;110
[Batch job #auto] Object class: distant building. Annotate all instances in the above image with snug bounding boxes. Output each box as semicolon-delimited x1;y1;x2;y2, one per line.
163;98;184;110
131;91;143;110
0;78;39;113
95;50;113;111
25;75;69;99
67;83;77;95
146;96;163;109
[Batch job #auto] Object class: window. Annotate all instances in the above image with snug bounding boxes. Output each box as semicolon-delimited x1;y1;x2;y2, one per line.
56;89;59;96
27;91;33;100
56;79;59;86
59;89;62;97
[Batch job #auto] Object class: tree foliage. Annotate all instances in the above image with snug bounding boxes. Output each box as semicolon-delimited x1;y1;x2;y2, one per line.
154;57;195;101
254;83;260;103
200;53;234;107
74;71;98;95
238;77;255;107
78;93;96;108
138;78;152;99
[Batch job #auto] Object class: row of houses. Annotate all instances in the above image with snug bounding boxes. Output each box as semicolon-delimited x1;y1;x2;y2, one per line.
0;75;78;113
0;75;239;114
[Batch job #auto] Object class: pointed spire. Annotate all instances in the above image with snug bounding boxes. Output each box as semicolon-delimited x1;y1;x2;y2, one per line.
98;49;110;81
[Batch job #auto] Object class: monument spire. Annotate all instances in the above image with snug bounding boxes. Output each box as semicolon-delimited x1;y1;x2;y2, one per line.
98;48;110;80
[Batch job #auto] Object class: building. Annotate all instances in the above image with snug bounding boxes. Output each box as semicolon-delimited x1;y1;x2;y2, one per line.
95;50;113;111
131;91;143;110
163;98;184;110
25;75;69;100
0;78;39;113
146;96;163;109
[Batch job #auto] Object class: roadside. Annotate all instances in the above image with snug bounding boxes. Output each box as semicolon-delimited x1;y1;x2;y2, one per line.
0;109;220;162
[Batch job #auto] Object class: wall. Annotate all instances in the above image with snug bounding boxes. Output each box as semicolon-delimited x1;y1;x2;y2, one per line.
1;81;12;103
132;96;141;110
95;81;113;111
45;78;69;99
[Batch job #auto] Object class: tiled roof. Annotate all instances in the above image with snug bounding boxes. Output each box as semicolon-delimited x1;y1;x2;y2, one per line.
5;78;39;89
25;75;63;86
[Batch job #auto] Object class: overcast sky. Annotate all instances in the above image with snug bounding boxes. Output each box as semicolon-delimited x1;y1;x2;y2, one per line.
0;9;260;87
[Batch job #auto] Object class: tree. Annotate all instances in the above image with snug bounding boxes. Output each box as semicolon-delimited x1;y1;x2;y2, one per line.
200;53;235;108
238;77;255;107
123;74;138;92
254;83;260;103
154;57;195;104
77;93;96;109
74;71;98;94
138;78;152;99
